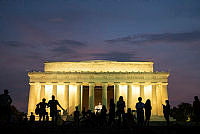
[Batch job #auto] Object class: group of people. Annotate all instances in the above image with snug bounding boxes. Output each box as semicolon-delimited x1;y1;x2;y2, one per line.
0;89;170;127
116;96;170;126
35;95;65;123
1;89;200;127
76;96;170;127
136;97;170;126
33;95;159;127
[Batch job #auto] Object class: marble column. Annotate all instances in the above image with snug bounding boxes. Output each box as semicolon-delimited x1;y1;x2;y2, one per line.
102;83;108;109
162;84;168;105
40;84;45;101
53;85;57;99
28;84;36;115
76;84;82;111
89;83;95;111
156;84;163;116
152;85;157;115
64;84;69;111
140;85;144;101
127;84;133;109
132;84;139;110
114;83;120;104
34;83;41;107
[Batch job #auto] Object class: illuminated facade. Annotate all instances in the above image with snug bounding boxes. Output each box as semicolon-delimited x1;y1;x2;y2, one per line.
28;60;169;116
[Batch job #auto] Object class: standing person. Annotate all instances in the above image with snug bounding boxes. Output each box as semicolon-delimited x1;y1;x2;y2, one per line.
36;98;48;121
101;105;107;127
163;100;170;126
117;96;125;125
23;113;28;123
193;96;200;122
108;99;115;127
0;89;12;123
136;97;145;126
82;107;86;119
144;99;152;126
74;106;80;128
46;112;49;122
126;108;135;127
48;95;65;124
30;112;35;123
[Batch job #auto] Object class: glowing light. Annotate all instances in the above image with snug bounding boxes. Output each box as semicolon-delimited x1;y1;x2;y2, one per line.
132;85;140;109
69;85;77;114
144;85;152;103
45;85;53;101
35;84;41;104
119;85;127;111
45;85;53;114
57;85;65;114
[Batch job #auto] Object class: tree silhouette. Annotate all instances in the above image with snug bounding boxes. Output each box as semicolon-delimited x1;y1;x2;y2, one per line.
171;103;193;122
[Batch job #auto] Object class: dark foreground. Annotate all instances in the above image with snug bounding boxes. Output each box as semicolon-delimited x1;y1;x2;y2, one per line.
1;121;200;134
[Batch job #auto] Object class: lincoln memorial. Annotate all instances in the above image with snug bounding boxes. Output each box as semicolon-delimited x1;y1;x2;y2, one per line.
28;60;169;117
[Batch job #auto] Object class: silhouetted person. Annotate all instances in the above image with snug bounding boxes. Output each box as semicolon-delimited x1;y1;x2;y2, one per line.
35;103;40;116
82;107;87;119
30;112;35;123
46;112;49;122
125;108;135;127
144;99;152;126
24;113;28;123
48;95;64;124
163;100;170;126
74;106;80;128
101;105;107;127
136;97;144;126
86;110;92;126
193;96;200;122
108;99;115;127
37;98;48;121
117;96;125;126
0;89;12;123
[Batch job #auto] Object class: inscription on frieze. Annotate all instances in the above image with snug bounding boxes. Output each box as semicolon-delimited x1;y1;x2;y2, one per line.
29;72;169;83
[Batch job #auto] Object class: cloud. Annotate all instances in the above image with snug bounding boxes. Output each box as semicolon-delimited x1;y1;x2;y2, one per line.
0;39;87;53
51;39;87;54
0;41;26;47
0;39;88;64
89;51;137;61
53;39;86;46
105;31;200;45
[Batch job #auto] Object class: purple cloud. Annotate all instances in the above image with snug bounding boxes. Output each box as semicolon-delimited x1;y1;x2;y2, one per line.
105;31;200;45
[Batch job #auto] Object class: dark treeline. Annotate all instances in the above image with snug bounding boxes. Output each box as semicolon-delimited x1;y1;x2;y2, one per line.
170;96;200;122
171;103;197;122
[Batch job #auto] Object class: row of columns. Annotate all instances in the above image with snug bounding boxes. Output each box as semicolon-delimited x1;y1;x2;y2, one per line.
28;82;168;116
28;83;82;115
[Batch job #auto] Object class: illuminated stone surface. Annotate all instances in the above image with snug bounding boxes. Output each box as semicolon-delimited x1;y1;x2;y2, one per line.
28;60;169;116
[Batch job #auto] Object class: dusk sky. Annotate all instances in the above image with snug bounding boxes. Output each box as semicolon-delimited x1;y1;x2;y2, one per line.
0;0;200;112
